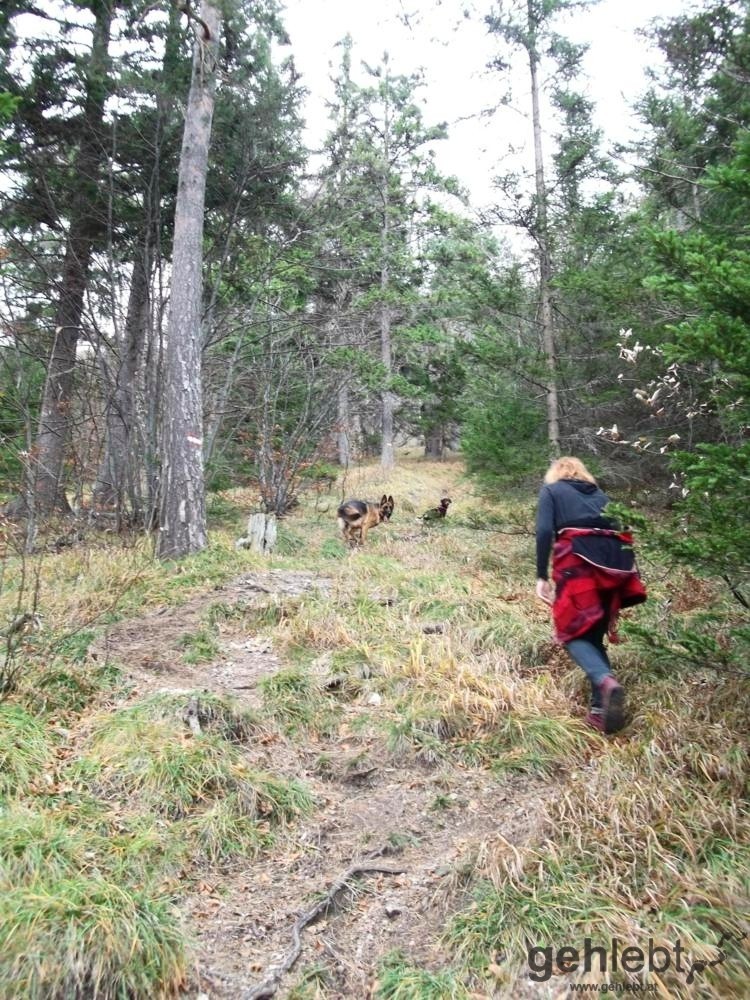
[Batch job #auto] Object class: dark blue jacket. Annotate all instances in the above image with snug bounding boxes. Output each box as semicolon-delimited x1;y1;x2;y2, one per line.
536;479;614;580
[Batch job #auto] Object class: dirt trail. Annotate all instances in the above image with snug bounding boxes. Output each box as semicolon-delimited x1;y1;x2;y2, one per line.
94;568;551;999
92;570;332;707
188;762;545;999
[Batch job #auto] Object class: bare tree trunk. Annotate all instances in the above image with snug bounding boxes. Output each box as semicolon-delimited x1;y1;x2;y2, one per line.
33;0;113;514
337;382;351;467
93;249;150;520
35;246;91;515
142;287;163;528
94;5;179;526
380;62;395;471
157;1;220;559
424;428;444;459
142;12;179;530
690;180;702;223
527;0;560;457
329;306;352;468
380;296;396;469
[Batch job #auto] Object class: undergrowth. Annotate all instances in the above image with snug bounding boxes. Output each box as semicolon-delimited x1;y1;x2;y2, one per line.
0;458;747;997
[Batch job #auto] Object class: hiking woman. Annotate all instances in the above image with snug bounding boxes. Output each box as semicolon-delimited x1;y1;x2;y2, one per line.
535;456;647;734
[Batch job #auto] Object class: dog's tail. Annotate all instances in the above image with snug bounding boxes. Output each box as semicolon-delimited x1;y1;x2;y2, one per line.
338;500;367;522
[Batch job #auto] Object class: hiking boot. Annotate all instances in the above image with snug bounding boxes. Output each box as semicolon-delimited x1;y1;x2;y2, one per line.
599;675;626;734
585;708;606;733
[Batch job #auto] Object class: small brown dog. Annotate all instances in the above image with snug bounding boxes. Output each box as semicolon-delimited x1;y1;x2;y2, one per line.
420;497;452;522
337;494;394;546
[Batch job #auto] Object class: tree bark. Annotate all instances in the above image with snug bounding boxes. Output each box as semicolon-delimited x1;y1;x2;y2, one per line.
93;4;180;525
379;62;396;471
337;382;351;467
424;428;444;459
93;248;150;521
527;0;560;457
32;0;113;514
236;512;277;554
157;1;220;558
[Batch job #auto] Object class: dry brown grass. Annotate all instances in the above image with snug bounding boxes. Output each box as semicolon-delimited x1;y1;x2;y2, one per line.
0;454;747;998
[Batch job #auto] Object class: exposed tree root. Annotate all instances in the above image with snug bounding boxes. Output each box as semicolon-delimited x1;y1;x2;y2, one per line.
246;847;407;999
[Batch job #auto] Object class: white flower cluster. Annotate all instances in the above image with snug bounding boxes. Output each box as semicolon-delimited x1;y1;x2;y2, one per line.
617;328;663;364
595;423;680;453
669;476;690;498
609;329;720;457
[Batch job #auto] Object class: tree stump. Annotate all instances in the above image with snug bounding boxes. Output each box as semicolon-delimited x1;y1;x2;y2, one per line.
236;512;277;554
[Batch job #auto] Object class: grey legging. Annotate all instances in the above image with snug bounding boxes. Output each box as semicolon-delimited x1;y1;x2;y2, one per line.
564;613;612;708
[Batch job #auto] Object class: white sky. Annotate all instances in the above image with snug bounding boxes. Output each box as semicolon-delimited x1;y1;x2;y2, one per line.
282;0;692;210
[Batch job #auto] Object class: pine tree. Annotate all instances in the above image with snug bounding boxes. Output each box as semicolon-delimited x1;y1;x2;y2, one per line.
485;0;596;456
2;1;116;515
316;46;448;468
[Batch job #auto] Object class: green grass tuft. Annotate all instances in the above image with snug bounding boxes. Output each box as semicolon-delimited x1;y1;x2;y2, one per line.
259;665;339;734
0;806;90;882
100;692;263;744
319;537;347;559
86;703;313;835
87;714;248;818
52;629;98;664
0;704;52;797
178;627;220;664
0;875;185;999
24;661;123;716
375;952;470;999
276;526;306;555
179;770;313;863
385;705;452;765
181;794;274;863
485;712;592;775
287;960;331;998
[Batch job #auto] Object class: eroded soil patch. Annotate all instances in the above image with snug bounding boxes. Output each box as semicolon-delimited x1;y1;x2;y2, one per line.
187;758;549;1000
91;570;331;705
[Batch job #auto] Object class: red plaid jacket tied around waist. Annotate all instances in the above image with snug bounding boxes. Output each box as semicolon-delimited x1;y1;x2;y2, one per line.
551;527;647;644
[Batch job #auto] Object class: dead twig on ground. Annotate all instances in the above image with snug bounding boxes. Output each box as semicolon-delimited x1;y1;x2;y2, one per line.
451;517;533;536
245;847;406;999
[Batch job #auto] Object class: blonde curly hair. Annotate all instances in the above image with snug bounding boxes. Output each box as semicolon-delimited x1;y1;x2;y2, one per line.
544;456;597;485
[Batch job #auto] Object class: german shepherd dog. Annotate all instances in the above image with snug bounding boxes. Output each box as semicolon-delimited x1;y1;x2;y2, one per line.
420;497;451;522
337;494;394;546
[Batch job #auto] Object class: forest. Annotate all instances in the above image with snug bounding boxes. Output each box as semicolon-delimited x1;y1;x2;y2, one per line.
0;0;748;997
